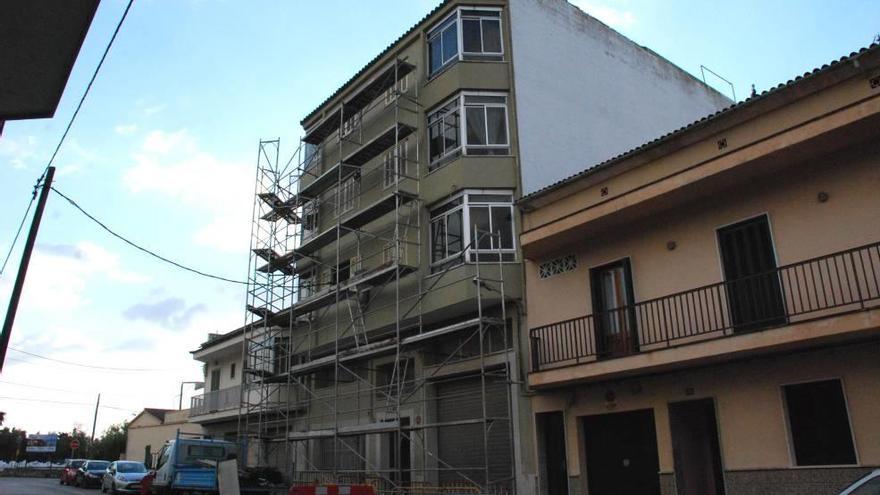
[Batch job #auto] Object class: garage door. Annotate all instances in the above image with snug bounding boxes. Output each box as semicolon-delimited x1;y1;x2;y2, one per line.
435;372;511;489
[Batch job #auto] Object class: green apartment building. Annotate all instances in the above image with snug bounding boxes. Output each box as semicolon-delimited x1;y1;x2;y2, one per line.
191;1;731;493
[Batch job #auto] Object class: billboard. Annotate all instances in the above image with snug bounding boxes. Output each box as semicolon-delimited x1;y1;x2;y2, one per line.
26;433;58;453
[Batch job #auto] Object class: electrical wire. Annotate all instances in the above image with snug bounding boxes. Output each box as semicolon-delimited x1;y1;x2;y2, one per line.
0;396;137;413
51;187;247;285
0;173;46;277
8;347;185;372
44;0;136;172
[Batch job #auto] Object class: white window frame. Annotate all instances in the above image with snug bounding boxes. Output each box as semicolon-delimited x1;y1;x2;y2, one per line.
383;240;407;265
427;6;504;78
427;91;510;168
337;175;359;215
384;74;409;106
350;255;363;278
341;111;361;139
383;139;409;189
429;189;516;271
302;200;319;240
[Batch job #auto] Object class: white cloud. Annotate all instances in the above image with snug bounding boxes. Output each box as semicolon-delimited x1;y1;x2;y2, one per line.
143;103;167;117
114;123;139;136
0;241;150;313
570;0;636;29
123;129;252;253
0;134;42;169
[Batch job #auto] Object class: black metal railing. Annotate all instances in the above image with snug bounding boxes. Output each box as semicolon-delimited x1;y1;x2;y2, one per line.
530;241;880;371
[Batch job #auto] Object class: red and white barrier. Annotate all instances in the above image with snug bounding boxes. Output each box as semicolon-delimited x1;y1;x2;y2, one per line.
289;484;376;495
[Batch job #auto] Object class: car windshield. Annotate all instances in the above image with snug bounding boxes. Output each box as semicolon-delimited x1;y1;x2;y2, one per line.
87;462;109;470
69;460;85;469
117;462;147;473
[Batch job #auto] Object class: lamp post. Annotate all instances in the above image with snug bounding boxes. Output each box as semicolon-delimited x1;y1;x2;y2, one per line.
179;381;204;410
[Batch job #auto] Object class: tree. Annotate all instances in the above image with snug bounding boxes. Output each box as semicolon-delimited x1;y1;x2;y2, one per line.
89;422;128;461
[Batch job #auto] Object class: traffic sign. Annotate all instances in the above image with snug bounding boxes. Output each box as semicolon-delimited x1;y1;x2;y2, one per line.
70;439;80;450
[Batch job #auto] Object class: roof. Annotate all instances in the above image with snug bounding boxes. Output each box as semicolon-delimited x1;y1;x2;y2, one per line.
143;408;173;422
520;43;880;205
0;0;99;131
191;327;244;354
300;0;452;126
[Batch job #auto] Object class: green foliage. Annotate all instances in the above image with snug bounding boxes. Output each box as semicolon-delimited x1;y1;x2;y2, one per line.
88;422;128;461
0;423;127;461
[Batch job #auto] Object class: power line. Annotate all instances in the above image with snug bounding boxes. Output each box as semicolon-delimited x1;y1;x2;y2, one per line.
0;173;45;277
51;187;248;285
8;347;184;372
44;0;136;172
0;396;137;413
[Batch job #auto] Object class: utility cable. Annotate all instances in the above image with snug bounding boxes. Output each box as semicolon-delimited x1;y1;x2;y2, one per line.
0;173;45;277
51;187;247;285
44;0;135;172
8;347;185;372
0;396;137;413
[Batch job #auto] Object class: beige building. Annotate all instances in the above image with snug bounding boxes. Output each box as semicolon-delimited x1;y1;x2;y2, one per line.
125;409;203;467
519;44;880;495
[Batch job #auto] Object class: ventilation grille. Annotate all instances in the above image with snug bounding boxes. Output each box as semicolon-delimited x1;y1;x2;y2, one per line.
539;254;577;279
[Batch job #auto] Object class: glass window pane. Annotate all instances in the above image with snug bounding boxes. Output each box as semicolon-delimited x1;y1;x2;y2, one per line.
444;110;460;151
469;206;491;249
466;106;487;145
482;19;502;53
462;19;482;52
491;206;514;249
447;209;463;255
429;121;443;161
429;37;443;74
431;218;447;263
486;107;507;145
442;23;458;63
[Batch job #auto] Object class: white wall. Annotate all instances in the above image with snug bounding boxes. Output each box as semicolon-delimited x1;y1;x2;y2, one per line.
509;0;732;194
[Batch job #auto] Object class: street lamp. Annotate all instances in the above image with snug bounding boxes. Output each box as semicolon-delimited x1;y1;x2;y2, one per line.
179;381;205;410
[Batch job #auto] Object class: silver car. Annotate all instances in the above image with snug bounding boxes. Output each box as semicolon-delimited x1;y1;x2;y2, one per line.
839;470;880;495
101;460;149;494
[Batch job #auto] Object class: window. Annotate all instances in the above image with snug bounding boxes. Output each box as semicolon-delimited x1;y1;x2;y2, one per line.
302;200;319;239
272;337;290;375
384;75;409;106
299;266;317;298
375;358;415;395
428;93;509;168
428;8;503;77
430;190;515;272
230;363;236;379
383;240;407;265
783;379;856;466
337;175;359;215
304;143;321;172
590;259;637;358
384;139;409;188
341;112;361;139
350;255;363;278
428;14;458;76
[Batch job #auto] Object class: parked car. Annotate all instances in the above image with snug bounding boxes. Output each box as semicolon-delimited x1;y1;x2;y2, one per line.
76;460;111;488
151;434;238;494
101;460;149;494
839;470;880;495
60;458;86;485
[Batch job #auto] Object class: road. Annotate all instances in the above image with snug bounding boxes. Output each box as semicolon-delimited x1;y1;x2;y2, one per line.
0;477;98;495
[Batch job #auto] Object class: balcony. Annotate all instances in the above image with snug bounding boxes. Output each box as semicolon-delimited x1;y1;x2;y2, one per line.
529;242;880;385
190;385;240;418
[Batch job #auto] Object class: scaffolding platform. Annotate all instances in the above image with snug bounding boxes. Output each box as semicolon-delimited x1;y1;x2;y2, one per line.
343;123;415;167
341;190;417;232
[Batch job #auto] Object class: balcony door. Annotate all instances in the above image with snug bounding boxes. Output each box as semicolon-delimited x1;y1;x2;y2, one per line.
208;368;221;412
717;215;786;332
590;258;637;358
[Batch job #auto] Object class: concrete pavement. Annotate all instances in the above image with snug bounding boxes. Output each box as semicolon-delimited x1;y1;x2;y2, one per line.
0;477;93;495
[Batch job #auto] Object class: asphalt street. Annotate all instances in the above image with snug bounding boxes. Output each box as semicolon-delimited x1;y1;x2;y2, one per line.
0;477;96;495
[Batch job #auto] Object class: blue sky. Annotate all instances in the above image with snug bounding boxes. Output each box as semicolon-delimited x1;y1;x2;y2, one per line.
1;0;878;436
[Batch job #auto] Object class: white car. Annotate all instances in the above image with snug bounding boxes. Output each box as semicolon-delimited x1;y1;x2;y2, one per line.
101;460;149;494
840;470;880;495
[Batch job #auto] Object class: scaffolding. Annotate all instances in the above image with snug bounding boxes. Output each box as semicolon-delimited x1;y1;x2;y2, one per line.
239;57;518;495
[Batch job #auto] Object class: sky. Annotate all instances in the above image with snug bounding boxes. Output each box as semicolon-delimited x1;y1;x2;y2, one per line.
0;0;878;439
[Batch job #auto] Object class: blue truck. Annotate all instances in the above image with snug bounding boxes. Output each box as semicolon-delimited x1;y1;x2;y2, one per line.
150;432;238;495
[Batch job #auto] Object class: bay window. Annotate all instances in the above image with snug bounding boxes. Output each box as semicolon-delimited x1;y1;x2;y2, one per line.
430;190;515;272
428;92;509;168
428;7;503;77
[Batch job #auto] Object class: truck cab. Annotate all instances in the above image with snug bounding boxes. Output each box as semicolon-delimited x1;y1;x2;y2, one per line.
151;434;238;494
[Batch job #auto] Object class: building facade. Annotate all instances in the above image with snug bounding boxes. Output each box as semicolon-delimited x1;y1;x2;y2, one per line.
520;45;880;495
189;332;245;443
125;409;204;467
224;1;730;493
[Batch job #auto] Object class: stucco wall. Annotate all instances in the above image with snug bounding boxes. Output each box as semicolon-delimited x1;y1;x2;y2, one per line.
508;0;731;195
525;141;880;329
530;343;880;491
124;411;204;466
